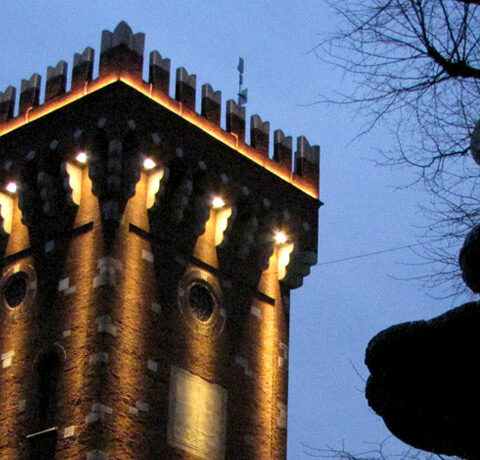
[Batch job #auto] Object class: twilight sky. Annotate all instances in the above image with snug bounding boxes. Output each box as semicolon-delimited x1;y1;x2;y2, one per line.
0;1;472;458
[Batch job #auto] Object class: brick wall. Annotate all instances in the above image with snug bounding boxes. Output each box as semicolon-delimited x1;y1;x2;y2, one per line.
0;81;318;459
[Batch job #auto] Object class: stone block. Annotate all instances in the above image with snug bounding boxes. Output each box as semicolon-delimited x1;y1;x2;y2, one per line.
147;359;158;372
64;425;75;438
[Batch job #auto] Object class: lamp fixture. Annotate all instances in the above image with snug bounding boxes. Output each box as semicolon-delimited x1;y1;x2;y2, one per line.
143;157;156;170
5;182;17;194
212;196;225;209
274;231;288;245
75;151;88;164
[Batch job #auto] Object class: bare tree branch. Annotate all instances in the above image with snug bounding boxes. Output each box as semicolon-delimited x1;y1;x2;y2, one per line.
457;0;480;6
302;438;455;459
320;0;480;296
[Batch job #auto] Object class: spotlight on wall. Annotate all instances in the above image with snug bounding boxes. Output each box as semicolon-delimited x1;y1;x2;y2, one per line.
212;196;225;209
5;182;17;194
274;231;288;245
75;151;88;164
143;157;156;170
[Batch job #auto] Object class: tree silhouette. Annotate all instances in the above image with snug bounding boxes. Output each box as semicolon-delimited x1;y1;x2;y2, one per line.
320;0;480;297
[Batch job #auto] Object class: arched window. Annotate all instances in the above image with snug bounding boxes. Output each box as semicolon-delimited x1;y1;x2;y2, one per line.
37;351;61;428
28;350;61;460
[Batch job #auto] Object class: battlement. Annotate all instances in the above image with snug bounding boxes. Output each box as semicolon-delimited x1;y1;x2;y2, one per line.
0;21;319;197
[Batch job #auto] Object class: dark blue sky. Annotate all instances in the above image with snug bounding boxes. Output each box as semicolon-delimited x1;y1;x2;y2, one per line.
0;1;470;458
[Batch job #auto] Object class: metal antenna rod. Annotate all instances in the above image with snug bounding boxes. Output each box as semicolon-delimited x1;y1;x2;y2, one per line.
237;57;248;107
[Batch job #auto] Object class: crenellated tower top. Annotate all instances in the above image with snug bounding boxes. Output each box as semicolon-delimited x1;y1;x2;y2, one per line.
0;20;320;292
0;21;319;198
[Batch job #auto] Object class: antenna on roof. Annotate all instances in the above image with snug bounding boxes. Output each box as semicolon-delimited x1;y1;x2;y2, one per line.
237;57;248;107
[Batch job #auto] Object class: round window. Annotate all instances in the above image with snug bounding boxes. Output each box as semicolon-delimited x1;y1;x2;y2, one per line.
178;268;224;336
4;272;28;308
188;283;215;322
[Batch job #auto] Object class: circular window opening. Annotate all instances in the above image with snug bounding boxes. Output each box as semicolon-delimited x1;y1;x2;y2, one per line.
4;272;28;308
188;283;215;322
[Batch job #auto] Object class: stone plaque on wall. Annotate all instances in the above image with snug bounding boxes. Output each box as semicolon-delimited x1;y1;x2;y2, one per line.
168;366;227;459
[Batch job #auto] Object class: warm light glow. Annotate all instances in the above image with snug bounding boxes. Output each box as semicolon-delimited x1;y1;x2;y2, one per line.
0;72;318;199
75;151;88;164
277;242;295;280
214;206;233;246
66;162;82;205
0;73;117;138
0;192;14;233
143;157;156;170
212;196;225;209
146;169;164;209
5;182;17;194
274;231;288;244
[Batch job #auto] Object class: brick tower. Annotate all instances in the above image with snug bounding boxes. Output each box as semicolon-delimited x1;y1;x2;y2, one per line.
0;22;319;460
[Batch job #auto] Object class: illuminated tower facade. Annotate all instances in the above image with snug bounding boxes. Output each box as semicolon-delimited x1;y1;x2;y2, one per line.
0;23;319;460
